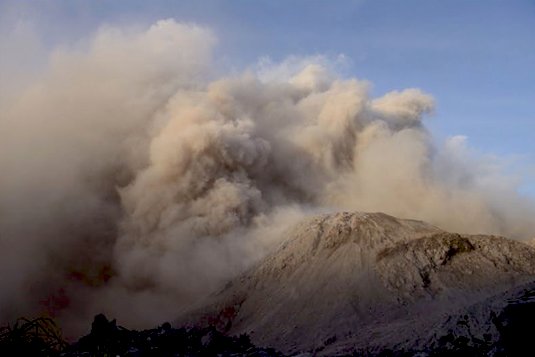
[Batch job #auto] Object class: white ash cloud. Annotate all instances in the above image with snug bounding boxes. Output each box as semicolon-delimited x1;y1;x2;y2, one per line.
0;19;534;334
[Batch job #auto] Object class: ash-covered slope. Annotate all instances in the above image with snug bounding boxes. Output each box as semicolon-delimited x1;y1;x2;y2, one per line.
180;212;535;355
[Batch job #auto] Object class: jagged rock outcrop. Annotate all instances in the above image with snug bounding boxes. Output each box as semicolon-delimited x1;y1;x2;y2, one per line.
62;314;283;356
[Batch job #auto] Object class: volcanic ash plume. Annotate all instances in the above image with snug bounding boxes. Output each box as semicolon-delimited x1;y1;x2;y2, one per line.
0;19;534;334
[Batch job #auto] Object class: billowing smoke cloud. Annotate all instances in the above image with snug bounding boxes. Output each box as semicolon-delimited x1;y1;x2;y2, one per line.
1;19;534;335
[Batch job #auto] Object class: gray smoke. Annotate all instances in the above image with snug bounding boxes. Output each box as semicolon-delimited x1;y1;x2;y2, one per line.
1;19;534;336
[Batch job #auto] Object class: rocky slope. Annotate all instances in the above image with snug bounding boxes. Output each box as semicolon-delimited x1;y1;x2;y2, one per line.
179;212;535;355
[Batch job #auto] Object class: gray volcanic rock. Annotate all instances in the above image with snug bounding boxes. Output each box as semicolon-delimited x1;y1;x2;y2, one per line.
178;212;535;355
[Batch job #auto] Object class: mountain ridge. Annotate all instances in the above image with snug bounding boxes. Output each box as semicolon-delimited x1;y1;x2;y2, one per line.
177;211;535;355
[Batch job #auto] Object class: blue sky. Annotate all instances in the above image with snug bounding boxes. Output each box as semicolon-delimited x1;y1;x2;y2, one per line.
1;0;534;195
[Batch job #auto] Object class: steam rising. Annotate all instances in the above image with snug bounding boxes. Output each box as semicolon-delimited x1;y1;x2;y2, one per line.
1;19;534;334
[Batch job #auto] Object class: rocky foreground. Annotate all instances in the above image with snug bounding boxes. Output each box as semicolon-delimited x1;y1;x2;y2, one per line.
0;313;283;356
2;293;535;356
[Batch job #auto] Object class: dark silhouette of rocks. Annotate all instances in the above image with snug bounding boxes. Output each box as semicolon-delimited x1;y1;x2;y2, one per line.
62;314;283;356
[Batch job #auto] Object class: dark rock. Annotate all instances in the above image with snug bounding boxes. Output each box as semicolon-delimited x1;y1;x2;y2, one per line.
62;314;284;356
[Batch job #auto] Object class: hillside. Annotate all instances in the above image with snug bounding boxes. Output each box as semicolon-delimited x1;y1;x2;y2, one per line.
180;212;535;355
